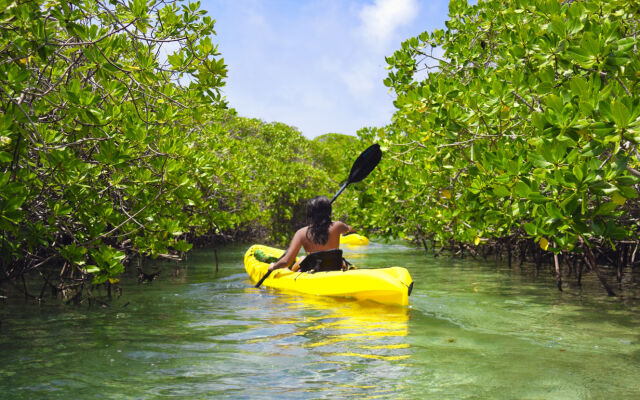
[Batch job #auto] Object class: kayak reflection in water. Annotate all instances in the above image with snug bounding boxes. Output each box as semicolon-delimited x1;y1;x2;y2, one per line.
268;196;356;273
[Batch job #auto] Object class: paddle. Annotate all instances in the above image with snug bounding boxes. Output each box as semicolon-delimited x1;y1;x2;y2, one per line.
255;143;382;288
330;143;382;204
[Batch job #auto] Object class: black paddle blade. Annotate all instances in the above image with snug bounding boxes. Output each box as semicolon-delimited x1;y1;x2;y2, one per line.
347;143;382;184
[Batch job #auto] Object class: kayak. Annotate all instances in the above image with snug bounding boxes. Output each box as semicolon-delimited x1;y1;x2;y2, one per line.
339;233;370;246
244;244;413;306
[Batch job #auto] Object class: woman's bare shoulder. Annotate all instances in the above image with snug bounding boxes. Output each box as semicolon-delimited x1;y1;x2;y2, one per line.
293;226;309;242
331;221;349;232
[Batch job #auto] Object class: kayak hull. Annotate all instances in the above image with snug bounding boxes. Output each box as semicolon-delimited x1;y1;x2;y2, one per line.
244;245;413;306
339;233;370;246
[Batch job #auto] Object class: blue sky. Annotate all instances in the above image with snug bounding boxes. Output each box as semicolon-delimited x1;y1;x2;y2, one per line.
201;0;450;138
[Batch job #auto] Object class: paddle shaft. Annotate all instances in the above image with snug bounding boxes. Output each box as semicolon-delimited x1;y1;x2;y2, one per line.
329;182;348;204
254;269;272;288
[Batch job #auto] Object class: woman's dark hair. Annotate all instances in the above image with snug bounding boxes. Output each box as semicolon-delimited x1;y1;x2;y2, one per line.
306;196;332;244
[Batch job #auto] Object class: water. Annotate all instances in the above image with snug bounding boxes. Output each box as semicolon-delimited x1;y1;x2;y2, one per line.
1;242;639;399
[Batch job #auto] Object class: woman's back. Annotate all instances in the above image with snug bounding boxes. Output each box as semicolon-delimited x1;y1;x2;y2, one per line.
267;196;353;272
298;221;349;253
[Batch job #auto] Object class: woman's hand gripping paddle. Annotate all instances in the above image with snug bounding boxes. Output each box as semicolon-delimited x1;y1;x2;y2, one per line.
255;143;382;288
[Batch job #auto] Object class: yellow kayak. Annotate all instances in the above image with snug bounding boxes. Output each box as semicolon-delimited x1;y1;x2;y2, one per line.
244;245;413;306
340;233;370;246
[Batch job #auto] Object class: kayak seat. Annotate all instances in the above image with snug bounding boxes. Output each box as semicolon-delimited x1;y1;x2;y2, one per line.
299;249;349;273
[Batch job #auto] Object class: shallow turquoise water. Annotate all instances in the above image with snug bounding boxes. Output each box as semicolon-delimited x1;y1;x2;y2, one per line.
1;242;639;399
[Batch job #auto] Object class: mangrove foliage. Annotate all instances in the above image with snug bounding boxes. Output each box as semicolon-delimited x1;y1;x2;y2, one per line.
0;0;357;300
348;0;640;294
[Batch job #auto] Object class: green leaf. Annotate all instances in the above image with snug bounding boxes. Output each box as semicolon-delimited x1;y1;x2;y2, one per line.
569;77;588;97
545;202;564;219
53;202;72;216
591;220;605;236
84;265;100;274
524;222;537;236
616;37;636;52
492;185;511;198
529;153;552;168
580;32;602;57
172;239;193;252
3;196;26;213
527;192;549;203
549;15;566;38
545;94;563;114
513;181;531;197
560;193;579;214
617;185;639;199
610;100;631;129
594;202;617;216
0;151;13;163
605;221;627;240
572;164;583;182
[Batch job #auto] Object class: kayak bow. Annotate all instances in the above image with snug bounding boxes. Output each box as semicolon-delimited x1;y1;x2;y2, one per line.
339;233;370;246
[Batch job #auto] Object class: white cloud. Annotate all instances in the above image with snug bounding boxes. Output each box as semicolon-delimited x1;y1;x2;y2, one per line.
322;56;379;98
330;0;419;98
341;61;377;97
203;0;444;138
318;0;420;100
358;0;419;49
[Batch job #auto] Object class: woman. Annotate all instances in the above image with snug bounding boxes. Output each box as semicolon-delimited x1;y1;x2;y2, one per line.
268;195;355;272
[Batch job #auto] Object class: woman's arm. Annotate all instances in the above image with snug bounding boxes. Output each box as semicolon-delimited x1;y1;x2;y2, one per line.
268;231;303;271
336;221;355;235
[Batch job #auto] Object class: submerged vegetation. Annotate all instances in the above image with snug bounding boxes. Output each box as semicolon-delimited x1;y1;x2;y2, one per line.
1;0;639;299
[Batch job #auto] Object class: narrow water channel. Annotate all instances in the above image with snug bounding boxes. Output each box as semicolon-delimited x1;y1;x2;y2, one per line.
1;242;639;399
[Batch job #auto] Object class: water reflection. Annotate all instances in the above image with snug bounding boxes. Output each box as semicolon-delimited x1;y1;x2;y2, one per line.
280;296;409;360
245;291;410;357
239;290;413;398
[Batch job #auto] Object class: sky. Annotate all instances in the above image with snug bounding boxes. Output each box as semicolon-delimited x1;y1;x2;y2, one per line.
201;0;451;138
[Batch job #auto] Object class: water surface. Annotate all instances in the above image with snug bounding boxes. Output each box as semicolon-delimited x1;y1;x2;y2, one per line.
1;242;639;399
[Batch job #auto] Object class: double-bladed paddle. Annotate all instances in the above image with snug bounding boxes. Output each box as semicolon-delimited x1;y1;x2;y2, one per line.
255;143;382;288
329;143;382;204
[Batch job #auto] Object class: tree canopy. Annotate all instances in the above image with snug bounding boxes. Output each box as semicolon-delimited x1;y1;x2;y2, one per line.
343;0;640;293
0;0;352;297
352;0;639;250
3;0;639;298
